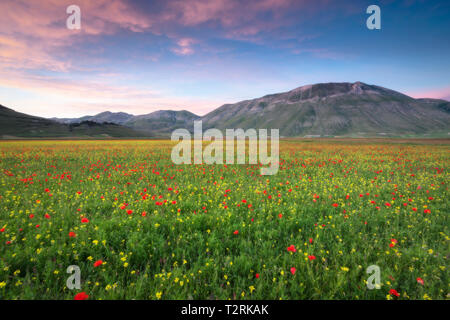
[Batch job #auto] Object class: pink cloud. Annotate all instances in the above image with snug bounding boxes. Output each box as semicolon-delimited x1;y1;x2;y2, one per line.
0;34;72;72
0;0;154;71
0;68;159;101
171;38;197;55
170;0;302;27
0;0;152;38
0;0;327;72
168;0;323;40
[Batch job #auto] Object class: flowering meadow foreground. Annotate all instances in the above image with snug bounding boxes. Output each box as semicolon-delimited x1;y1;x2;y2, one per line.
0;139;448;300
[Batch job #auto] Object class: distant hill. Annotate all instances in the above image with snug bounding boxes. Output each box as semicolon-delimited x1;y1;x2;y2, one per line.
201;82;450;137
0;105;151;138
52;109;200;135
124;110;200;134
2;82;450;138
52;111;134;125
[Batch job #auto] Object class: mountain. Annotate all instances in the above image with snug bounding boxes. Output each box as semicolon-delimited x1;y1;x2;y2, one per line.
201;82;450;137
0;105;151;138
1;104;67;137
53;109;201;135
52;111;134;125
124;110;200;134
2;82;450;138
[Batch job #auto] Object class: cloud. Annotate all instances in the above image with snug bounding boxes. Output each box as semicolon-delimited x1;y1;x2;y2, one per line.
0;0;329;71
0;0;153;38
0;68;159;101
0;0;157;71
168;0;302;28
165;0;323;42
171;38;197;55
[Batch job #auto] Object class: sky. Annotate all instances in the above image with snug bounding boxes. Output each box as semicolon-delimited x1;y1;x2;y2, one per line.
0;0;449;118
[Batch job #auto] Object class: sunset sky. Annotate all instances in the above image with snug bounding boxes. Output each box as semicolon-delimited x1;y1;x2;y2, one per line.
0;0;449;118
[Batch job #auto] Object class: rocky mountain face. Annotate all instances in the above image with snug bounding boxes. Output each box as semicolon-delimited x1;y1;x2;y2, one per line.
201;82;450;137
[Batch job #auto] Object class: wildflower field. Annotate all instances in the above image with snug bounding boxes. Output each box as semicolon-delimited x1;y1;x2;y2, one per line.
0;139;448;300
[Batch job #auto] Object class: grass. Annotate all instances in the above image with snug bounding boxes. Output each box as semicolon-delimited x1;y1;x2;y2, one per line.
0;140;448;300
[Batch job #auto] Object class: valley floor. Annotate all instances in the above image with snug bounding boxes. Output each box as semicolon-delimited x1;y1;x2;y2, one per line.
0;140;448;299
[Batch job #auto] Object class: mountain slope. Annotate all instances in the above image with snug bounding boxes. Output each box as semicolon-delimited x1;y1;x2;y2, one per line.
201;82;450;137
52;109;200;135
52;111;134;125
0;105;151;138
3;82;449;138
124;110;200;133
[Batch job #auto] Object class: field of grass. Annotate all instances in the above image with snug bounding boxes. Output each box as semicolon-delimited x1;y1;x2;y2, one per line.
0;140;448;300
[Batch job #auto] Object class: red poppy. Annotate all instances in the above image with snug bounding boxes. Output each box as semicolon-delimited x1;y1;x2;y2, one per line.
309;238;313;244
74;292;89;300
127;209;133;215
290;267;296;275
416;277;424;285
0;228;4;233
389;238;398;248
81;217;89;223
44;213;50;219
308;255;316;261
233;230;239;235
287;245;296;253
332;203;338;207
93;260;103;267
255;273;260;279
389;289;400;297
68;231;76;237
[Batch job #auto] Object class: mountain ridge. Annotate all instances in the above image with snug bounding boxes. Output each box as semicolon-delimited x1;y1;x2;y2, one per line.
0;105;152;138
2;82;450;138
201;82;450;137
